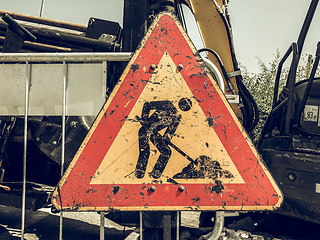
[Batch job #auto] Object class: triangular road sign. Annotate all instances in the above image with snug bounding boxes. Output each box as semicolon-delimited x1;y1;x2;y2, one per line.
52;12;282;211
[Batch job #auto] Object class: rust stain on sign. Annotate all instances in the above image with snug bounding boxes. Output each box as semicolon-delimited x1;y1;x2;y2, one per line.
52;12;282;212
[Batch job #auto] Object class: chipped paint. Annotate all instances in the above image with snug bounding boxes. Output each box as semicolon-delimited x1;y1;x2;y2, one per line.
131;64;140;72
209;180;224;194
112;186;121;195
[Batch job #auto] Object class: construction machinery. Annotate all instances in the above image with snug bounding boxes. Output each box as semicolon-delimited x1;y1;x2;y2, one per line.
257;0;320;224
0;0;319;239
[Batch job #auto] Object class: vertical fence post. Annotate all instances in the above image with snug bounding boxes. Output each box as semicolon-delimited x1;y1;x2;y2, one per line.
176;211;180;240
99;61;107;240
102;61;107;99
21;62;30;240
140;211;143;240
163;212;171;240
100;212;105;240
59;61;68;240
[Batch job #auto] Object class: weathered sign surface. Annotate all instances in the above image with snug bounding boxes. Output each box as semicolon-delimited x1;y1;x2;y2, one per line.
52;12;283;211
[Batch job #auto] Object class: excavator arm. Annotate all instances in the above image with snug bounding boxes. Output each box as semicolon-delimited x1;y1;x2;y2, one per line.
180;0;258;131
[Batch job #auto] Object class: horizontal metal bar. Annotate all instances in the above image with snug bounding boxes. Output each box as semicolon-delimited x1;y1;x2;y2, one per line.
0;36;72;52
0;52;133;62
0;63;106;116
0;10;87;32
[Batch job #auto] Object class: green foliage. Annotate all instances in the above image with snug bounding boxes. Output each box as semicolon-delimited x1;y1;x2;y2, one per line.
241;51;320;141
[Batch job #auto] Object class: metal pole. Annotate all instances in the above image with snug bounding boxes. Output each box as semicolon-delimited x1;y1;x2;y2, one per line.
176;211;180;240
296;0;319;59
0;52;133;63
0;10;87;32
21;62;30;240
163;212;171;240
100;212;105;240
103;61;107;98
59;61;67;240
199;211;225;240
139;212;143;240
298;42;320;126
99;62;107;240
39;0;45;17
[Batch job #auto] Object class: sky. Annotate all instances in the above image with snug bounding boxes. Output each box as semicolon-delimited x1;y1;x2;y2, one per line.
229;0;320;72
1;0;319;73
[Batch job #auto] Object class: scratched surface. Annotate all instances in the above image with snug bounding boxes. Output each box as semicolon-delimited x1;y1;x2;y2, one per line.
52;12;283;211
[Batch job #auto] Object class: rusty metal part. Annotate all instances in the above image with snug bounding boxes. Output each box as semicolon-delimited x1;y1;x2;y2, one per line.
0;21;120;52
0;184;10;191
0;182;54;210
1;13;36;53
1;13;36;42
0;35;72;52
0;10;87;32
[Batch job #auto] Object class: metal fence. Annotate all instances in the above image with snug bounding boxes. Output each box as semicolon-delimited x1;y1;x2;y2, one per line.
0;52;133;240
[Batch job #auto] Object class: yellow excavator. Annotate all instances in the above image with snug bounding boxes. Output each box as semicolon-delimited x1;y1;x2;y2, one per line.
184;0;320;226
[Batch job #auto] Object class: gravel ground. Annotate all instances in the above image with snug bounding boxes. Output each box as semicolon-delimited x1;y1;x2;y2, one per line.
1;206;319;239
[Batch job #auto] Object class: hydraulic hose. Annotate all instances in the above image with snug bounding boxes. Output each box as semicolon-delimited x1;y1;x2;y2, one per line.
179;0;259;132
236;74;259;132
198;48;235;94
209;0;259;132
198;47;259;132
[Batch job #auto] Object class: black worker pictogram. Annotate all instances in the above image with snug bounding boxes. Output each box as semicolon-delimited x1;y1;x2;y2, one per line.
135;98;192;178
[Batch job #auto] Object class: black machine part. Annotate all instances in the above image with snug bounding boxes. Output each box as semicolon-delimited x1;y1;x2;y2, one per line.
0;12;121;53
1;13;36;53
258;0;320;224
259;135;320;224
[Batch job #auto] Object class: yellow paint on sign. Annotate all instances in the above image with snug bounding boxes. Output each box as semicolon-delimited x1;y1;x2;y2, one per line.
90;52;243;185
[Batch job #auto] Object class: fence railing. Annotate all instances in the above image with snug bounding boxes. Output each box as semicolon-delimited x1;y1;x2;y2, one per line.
0;52;131;240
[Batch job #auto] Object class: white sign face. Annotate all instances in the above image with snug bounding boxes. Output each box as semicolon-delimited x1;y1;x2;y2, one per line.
316;183;320;194
304;105;318;122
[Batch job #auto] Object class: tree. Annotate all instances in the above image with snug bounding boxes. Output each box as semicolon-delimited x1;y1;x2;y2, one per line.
241;51;320;141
